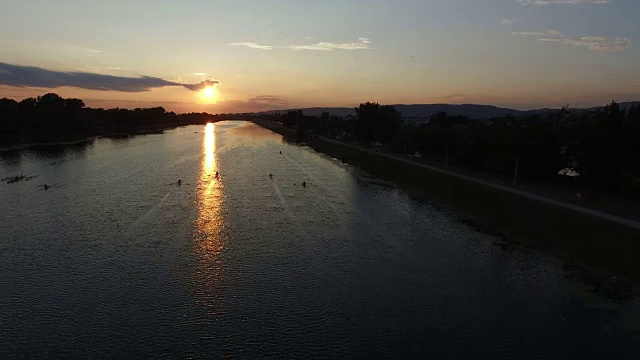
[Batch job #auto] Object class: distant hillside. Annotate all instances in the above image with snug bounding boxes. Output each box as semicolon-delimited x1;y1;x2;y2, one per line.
258;101;639;120
259;104;554;120
391;104;545;119
260;107;356;118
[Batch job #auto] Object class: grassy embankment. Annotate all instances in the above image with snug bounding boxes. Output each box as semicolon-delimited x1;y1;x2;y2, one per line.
254;120;640;283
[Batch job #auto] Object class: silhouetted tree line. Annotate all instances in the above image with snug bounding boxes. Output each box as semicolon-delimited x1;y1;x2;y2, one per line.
0;93;221;143
256;101;640;198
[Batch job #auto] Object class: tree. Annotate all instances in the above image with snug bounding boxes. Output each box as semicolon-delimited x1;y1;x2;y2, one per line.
571;102;625;190
389;124;416;155
36;93;66;111
19;97;37;112
64;98;85;113
283;110;304;128
320;112;330;124
354;102;401;144
0;98;19;135
0;97;18;110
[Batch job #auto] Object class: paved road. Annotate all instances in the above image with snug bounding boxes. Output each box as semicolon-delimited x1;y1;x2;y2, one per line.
320;137;640;231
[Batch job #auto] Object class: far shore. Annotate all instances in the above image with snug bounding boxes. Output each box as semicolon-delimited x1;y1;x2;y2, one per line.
0;123;192;152
0;136;99;152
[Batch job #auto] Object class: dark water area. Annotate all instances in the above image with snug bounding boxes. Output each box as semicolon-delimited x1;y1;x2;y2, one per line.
1;121;639;358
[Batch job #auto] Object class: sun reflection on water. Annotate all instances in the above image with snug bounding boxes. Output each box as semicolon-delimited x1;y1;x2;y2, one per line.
193;122;225;311
204;123;215;174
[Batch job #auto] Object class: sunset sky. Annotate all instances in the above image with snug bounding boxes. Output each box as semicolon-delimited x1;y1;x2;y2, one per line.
1;0;639;113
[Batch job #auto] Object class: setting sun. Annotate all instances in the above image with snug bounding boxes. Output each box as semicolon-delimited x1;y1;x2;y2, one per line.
198;86;219;104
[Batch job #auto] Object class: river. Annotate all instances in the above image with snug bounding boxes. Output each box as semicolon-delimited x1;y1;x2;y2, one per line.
1;121;638;358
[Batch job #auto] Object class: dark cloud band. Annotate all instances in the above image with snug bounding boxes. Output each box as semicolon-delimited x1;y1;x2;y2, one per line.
0;62;219;92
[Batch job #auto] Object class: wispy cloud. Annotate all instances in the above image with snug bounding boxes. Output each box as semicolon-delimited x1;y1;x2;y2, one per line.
0;62;220;92
248;95;288;106
517;0;610;5
229;42;273;50
193;72;207;76
229;38;372;51
500;18;522;26
60;46;106;55
569;37;630;51
85;66;124;72
436;94;466;99
512;29;562;37
289;40;370;51
512;29;630;51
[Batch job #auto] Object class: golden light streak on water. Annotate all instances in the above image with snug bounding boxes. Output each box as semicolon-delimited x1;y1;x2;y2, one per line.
193;122;225;313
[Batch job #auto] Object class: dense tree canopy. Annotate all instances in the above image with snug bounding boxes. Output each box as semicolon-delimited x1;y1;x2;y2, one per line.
257;100;640;199
0;93;220;143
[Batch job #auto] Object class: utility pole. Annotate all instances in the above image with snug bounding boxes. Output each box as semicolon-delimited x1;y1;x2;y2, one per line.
445;146;449;168
513;157;519;186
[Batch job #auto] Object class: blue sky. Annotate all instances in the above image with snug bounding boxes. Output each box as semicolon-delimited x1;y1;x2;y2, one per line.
0;0;638;112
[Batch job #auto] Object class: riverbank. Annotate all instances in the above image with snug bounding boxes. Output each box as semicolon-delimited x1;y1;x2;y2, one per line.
0;122;192;152
0;136;99;152
252;119;299;139
254;120;640;284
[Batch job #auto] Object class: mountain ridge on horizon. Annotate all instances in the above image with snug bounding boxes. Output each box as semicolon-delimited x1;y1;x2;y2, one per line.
258;101;640;120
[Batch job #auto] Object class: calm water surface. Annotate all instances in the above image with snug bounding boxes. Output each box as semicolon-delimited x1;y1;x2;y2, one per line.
1;121;639;358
